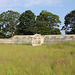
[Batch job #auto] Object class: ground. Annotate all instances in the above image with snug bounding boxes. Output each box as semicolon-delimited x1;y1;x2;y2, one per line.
0;42;75;75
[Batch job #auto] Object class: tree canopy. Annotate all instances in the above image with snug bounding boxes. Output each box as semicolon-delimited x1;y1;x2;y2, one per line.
34;10;61;35
0;10;20;37
15;10;36;35
0;10;62;38
62;10;75;34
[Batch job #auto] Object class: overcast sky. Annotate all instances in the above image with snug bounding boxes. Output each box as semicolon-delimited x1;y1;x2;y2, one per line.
0;0;75;34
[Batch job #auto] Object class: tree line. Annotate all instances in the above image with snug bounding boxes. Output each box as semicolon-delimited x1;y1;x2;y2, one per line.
0;10;75;38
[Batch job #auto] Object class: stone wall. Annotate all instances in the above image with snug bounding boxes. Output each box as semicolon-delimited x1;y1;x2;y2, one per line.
0;35;33;44
44;35;75;44
0;34;75;45
0;39;12;44
11;35;32;44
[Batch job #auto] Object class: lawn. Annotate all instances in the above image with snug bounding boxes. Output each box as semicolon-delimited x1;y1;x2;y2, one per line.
0;42;75;75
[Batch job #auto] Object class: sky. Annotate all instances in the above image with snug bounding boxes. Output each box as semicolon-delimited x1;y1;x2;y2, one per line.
0;0;75;34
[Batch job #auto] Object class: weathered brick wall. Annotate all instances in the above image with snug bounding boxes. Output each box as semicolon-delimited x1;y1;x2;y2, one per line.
0;34;75;45
0;39;12;44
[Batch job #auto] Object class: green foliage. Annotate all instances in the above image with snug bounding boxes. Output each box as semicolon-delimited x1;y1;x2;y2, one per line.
15;10;61;35
35;10;61;35
62;10;75;34
15;10;36;35
0;10;20;37
0;32;6;38
0;10;61;36
0;42;75;75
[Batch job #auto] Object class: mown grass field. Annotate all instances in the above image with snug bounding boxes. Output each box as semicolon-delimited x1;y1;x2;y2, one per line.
0;42;75;75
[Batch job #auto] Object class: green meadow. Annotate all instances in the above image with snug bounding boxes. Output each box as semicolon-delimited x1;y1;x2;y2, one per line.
0;42;75;75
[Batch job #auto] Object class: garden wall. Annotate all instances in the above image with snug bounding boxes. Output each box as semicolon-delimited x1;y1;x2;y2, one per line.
0;34;75;45
44;35;75;44
0;35;32;44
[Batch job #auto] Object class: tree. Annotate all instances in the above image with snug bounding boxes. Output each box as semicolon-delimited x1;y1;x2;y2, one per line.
34;10;61;35
0;10;20;37
0;32;6;38
15;10;36;35
62;10;75;34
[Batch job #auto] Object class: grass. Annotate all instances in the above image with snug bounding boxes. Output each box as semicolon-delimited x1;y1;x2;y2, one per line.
0;42;75;75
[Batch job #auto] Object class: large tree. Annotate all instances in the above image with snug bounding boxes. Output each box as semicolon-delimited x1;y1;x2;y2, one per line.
0;10;20;37
34;10;61;35
16;10;36;35
62;10;75;34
